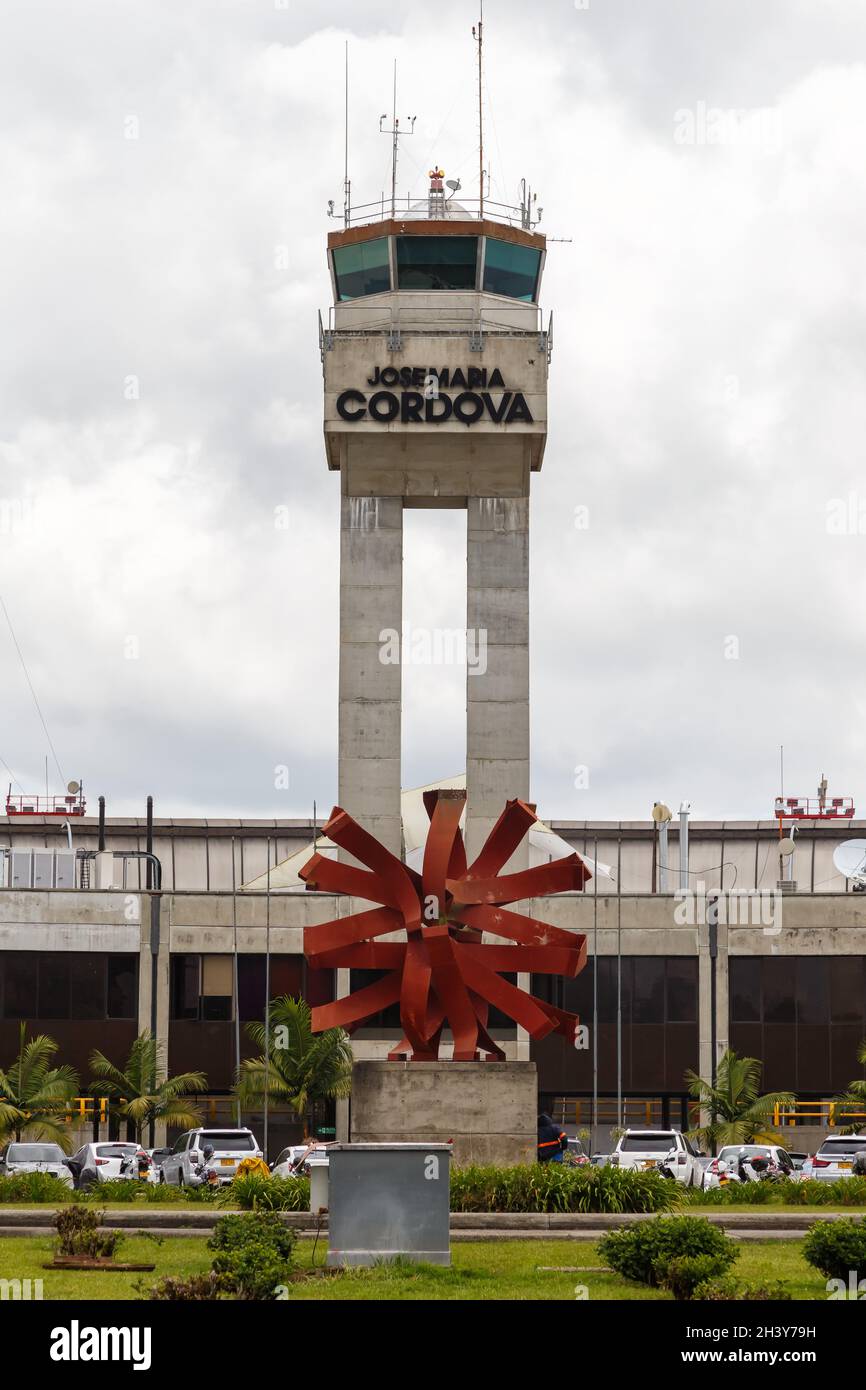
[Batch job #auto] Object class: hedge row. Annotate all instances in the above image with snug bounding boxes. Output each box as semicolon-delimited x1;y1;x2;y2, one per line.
685;1176;866;1207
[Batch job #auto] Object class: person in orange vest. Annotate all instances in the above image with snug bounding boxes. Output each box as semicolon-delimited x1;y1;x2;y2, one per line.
537;1112;568;1163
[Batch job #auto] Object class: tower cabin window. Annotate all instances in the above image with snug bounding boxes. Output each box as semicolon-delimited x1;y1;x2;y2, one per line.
483;237;541;302
395;236;478;290
332;237;391;300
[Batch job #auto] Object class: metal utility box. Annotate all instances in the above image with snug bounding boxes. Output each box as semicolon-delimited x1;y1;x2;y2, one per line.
326;1142;451;1268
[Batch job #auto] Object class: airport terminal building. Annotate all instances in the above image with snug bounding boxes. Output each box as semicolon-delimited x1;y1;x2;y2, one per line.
3;808;865;1151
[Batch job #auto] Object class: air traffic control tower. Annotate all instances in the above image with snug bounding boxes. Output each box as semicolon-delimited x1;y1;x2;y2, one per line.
321;171;550;863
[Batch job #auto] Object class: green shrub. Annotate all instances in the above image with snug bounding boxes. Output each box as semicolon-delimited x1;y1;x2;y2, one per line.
803;1218;866;1282
227;1173;310;1211
208;1211;296;1261
599;1216;737;1288
206;1212;295;1301
657;1251;737;1300
211;1239;293;1300
0;1172;75;1204
55;1206;123;1260
147;1272;229;1301
449;1164;676;1214
697;1276;793;1301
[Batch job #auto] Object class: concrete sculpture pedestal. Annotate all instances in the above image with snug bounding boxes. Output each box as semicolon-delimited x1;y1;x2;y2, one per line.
350;1060;537;1167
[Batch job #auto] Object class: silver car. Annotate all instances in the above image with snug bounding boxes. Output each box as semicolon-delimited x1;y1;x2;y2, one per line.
160;1128;262;1186
810;1134;866;1181
1;1142;74;1188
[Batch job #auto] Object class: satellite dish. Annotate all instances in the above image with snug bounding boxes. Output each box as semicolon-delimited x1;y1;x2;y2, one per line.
778;837;796;857
652;803;673;824
66;780;80;795
833;839;866;883
445;179;461;192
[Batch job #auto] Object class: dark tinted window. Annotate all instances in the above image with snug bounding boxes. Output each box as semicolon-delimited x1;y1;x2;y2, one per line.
396;236;478;290
482;237;541;301
730;957;761;1021
39;956;70;1018
763;958;796;1023
829;957;865;1022
199;1133;256;1152
171;955;200;1020
3;955;37;1018
70;955;105;1020
797;958;828;1025
620;1134;676;1152
333;237;391;300
107;956;136;1018
633;958;665;1023
666;959;697;1022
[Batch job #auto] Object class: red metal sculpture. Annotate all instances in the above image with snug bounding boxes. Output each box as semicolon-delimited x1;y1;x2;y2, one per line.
299;790;589;1061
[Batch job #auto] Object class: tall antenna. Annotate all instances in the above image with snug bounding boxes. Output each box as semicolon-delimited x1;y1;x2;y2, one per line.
343;41;350;228
379;60;416;219
473;5;484;217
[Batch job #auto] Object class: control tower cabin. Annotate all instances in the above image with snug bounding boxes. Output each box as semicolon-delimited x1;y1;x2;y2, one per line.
321;170;550;865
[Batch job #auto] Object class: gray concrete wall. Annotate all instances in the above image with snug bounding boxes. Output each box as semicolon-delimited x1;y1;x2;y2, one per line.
351;1059;538;1167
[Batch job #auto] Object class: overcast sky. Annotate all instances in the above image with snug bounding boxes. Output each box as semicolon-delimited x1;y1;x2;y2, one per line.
2;0;865;823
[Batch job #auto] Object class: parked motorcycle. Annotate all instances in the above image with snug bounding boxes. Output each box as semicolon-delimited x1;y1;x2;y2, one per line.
655;1149;680;1181
191;1144;221;1188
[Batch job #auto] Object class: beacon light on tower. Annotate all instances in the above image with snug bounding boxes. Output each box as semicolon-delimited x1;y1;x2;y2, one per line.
299;789;589;1061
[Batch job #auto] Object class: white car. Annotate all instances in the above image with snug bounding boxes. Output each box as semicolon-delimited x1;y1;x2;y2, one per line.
704;1144;798;1188
271;1142;331;1178
160;1128;263;1187
810;1134;866;1182
609;1129;704;1187
1;1142;74;1187
67;1141;147;1189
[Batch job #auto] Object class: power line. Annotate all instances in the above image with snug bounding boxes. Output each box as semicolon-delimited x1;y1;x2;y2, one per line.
0;594;65;790
0;754;24;793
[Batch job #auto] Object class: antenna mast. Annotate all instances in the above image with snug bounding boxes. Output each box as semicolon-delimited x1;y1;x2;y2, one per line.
379;61;416;219
343;41;350;228
475;4;484;217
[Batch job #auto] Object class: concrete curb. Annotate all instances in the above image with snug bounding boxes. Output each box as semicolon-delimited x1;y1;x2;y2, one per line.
0;1207;860;1238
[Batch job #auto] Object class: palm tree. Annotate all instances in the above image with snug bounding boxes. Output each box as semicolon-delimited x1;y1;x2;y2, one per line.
0;1026;79;1152
235;996;352;1135
832;1039;866;1133
685;1050;794;1155
88;1032;206;1143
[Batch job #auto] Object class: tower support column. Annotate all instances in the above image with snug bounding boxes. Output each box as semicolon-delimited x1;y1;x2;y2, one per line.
466;495;530;865
338;495;403;858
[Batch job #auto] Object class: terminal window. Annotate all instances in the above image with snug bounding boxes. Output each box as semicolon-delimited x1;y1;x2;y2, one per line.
332;236;391;300
482;237;541;301
396;235;479;290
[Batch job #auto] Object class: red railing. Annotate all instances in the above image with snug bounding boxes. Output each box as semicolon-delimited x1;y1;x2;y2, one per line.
774;797;854;820
5;793;86;817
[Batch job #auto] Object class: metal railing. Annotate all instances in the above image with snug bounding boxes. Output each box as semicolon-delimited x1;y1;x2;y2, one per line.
772;1100;866;1128
321;302;551;359
330;194;541;233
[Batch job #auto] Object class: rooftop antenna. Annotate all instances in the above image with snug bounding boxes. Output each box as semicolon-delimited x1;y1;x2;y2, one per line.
472;4;484;217
343;41;350;228
379;60;416;219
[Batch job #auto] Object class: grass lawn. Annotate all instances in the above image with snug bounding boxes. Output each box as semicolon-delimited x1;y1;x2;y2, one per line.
0;1235;831;1301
